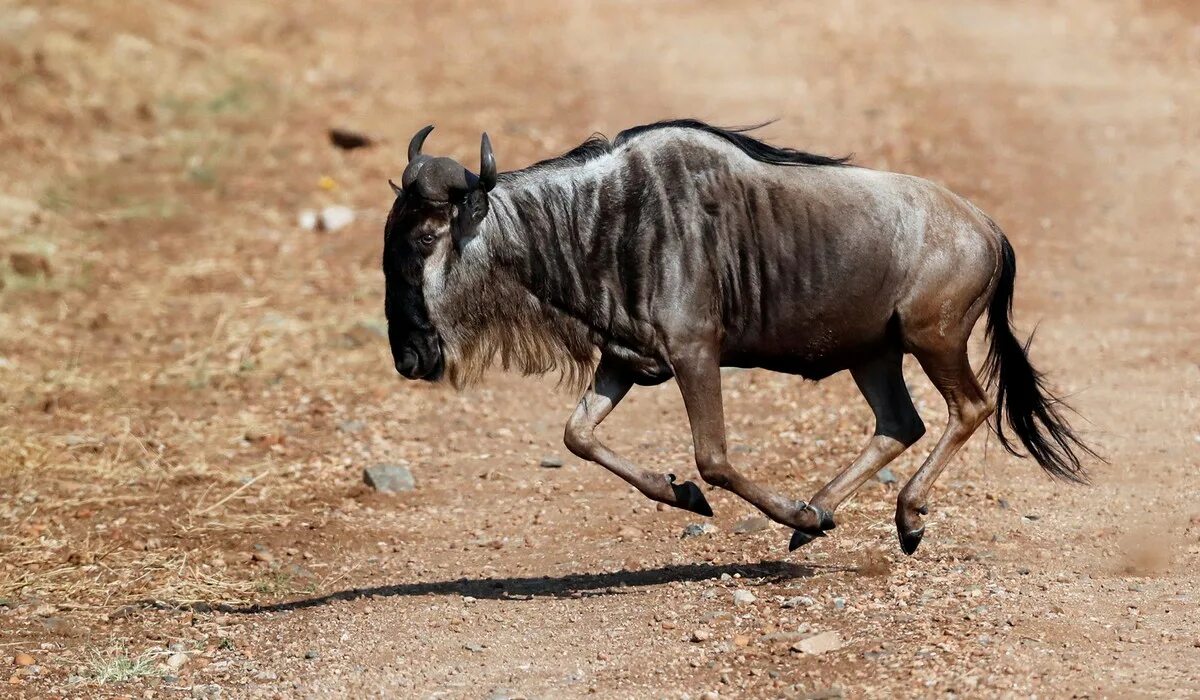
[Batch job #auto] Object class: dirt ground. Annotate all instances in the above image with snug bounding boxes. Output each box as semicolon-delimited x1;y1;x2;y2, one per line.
1;0;1198;698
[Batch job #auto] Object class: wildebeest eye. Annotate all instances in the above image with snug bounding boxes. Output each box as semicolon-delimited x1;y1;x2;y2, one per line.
418;233;436;246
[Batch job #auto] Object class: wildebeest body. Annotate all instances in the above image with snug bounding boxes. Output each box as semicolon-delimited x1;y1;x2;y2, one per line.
479;130;998;383
385;119;1093;554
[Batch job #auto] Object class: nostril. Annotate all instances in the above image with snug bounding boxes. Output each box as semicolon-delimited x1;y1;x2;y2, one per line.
395;349;419;376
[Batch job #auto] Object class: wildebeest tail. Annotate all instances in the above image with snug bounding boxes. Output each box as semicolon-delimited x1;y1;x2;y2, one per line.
982;234;1097;483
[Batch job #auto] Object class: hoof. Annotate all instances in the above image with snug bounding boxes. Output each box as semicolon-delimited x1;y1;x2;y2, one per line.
669;478;714;517
788;528;825;551
808;503;837;532
787;504;836;551
898;526;925;556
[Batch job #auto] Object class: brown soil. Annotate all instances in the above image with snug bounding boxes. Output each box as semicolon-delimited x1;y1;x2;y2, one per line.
1;1;1197;698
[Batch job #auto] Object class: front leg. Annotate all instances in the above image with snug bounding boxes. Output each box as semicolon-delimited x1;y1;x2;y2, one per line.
563;354;712;516
671;341;820;531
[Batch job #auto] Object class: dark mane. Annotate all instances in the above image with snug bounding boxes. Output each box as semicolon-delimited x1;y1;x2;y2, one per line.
498;135;613;182
497;119;847;184
614;118;850;167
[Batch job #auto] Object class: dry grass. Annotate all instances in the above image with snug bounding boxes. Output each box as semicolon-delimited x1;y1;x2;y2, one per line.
0;0;388;612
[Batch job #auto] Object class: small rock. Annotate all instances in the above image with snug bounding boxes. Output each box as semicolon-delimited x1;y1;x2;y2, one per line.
363;464;415;493
337;420;366;434
617;526;641;540
800;687;844;700
298;205;356;232
699;692;720;700
732;589;757;606
680;523;719;539
874;467;898;485
165;652;188;671
781;596;815;608
833;597;846;610
9;252;51;278
538;456;564;468
328;128;375;151
792;630;844;655
464;643;485;652
690;629;713;643
13;654;34;667
251;545;274;564
191;684;222;699
732;516;770;534
303;650;320;660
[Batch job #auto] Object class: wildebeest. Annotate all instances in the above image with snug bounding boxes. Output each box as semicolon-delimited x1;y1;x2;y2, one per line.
382;119;1095;554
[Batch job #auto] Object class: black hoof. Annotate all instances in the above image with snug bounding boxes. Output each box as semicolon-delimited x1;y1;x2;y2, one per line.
670;479;714;517
898;526;925;556
788;528;825;551
808;504;837;531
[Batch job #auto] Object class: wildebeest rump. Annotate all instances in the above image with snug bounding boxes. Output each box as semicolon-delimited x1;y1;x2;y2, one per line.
382;120;1095;553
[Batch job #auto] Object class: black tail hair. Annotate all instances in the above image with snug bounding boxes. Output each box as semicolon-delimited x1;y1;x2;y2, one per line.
983;235;1098;483
614;119;851;167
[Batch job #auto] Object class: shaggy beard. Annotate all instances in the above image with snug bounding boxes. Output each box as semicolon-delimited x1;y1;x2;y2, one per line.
430;260;597;392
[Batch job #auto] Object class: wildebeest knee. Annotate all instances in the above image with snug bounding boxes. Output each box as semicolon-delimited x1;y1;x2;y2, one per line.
879;414;926;446
563;418;597;460
696;455;734;489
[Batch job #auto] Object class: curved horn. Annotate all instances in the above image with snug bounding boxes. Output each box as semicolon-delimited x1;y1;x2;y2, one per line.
407;125;434;162
388;179;402;196
478;133;496;192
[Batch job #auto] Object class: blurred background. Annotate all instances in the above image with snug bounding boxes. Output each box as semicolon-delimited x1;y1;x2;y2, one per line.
0;1;1197;697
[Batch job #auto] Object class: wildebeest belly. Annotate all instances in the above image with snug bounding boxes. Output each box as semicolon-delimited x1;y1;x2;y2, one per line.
720;306;899;379
706;167;925;377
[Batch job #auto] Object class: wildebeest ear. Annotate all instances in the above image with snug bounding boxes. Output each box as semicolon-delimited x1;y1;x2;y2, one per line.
388;179;402;197
453;189;489;250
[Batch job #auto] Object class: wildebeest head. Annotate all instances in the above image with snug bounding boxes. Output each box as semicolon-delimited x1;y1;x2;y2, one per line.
383;125;496;381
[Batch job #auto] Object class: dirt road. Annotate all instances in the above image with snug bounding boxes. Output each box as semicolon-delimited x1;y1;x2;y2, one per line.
1;1;1197;697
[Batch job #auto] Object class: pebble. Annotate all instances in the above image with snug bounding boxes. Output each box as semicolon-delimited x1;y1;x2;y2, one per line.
781;596;815;608
732;516;770;534
363;464;416;493
191;684;222;699
304;650;320;660
801;688;845;700
691;629;713;643
792;631;844;655
732;589;757;606
700;692;720;700
833;597;846;610
681;523;719;539
874;467;898;485
337;420;366;434
539;456;564;468
8;252;51;277
13;654;34;667
165;652;188;670
298;205;356;232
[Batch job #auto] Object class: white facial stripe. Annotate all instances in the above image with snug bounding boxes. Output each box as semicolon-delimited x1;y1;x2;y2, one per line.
420;224;454;329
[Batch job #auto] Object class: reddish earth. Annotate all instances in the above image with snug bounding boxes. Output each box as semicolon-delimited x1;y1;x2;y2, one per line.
1;1;1197;698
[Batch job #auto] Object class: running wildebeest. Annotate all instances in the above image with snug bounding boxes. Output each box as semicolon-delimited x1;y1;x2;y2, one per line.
382;120;1095;554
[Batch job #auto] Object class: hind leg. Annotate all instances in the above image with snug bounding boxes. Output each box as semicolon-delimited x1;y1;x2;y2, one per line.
895;346;994;554
790;348;926;550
